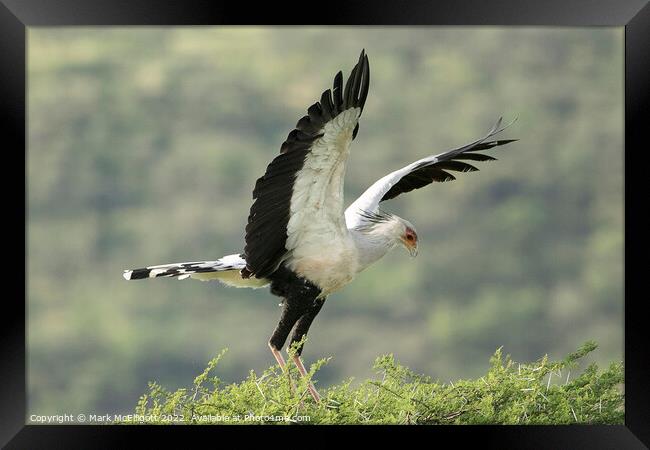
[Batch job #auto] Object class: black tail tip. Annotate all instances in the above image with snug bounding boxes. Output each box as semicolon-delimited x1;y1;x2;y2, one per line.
125;268;151;280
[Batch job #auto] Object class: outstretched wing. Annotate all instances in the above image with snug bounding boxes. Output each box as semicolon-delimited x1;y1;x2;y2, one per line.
244;51;370;279
345;117;517;227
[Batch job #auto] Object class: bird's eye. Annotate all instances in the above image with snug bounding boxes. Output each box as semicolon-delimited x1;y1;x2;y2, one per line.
406;234;414;241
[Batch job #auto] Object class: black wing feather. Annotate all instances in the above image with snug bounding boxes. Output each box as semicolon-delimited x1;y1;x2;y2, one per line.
380;132;517;202
332;71;344;114
453;153;498;162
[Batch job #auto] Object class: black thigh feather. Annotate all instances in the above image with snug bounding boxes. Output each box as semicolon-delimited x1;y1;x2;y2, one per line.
267;266;326;356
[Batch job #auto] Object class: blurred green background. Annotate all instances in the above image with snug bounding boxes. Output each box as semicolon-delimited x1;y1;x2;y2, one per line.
27;27;623;416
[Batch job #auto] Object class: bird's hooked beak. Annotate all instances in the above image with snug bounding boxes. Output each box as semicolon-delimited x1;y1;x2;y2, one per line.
406;242;419;258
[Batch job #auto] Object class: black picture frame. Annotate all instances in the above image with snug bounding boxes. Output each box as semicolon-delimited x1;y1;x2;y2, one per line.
3;0;648;447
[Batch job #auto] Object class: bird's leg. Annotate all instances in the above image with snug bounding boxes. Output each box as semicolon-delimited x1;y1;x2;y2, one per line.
268;296;306;394
291;354;321;403
288;297;326;403
268;341;296;393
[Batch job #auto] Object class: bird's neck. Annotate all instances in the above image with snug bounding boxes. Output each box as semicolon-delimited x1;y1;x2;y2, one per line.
349;228;397;273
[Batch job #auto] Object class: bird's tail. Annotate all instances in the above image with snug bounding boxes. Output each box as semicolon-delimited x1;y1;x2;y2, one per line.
122;253;269;288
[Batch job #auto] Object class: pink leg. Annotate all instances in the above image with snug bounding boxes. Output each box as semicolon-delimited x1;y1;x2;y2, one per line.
291;355;321;403
268;342;296;393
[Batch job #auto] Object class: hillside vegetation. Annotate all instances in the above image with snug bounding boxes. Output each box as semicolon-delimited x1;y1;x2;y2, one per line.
127;341;623;425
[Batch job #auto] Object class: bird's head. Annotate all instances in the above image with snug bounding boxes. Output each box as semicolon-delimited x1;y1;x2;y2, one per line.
396;217;419;258
354;210;419;258
379;215;419;257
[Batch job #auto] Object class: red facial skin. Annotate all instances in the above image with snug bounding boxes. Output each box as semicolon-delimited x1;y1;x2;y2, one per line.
404;227;418;245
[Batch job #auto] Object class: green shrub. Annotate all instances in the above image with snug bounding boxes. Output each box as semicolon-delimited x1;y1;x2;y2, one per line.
125;341;623;425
